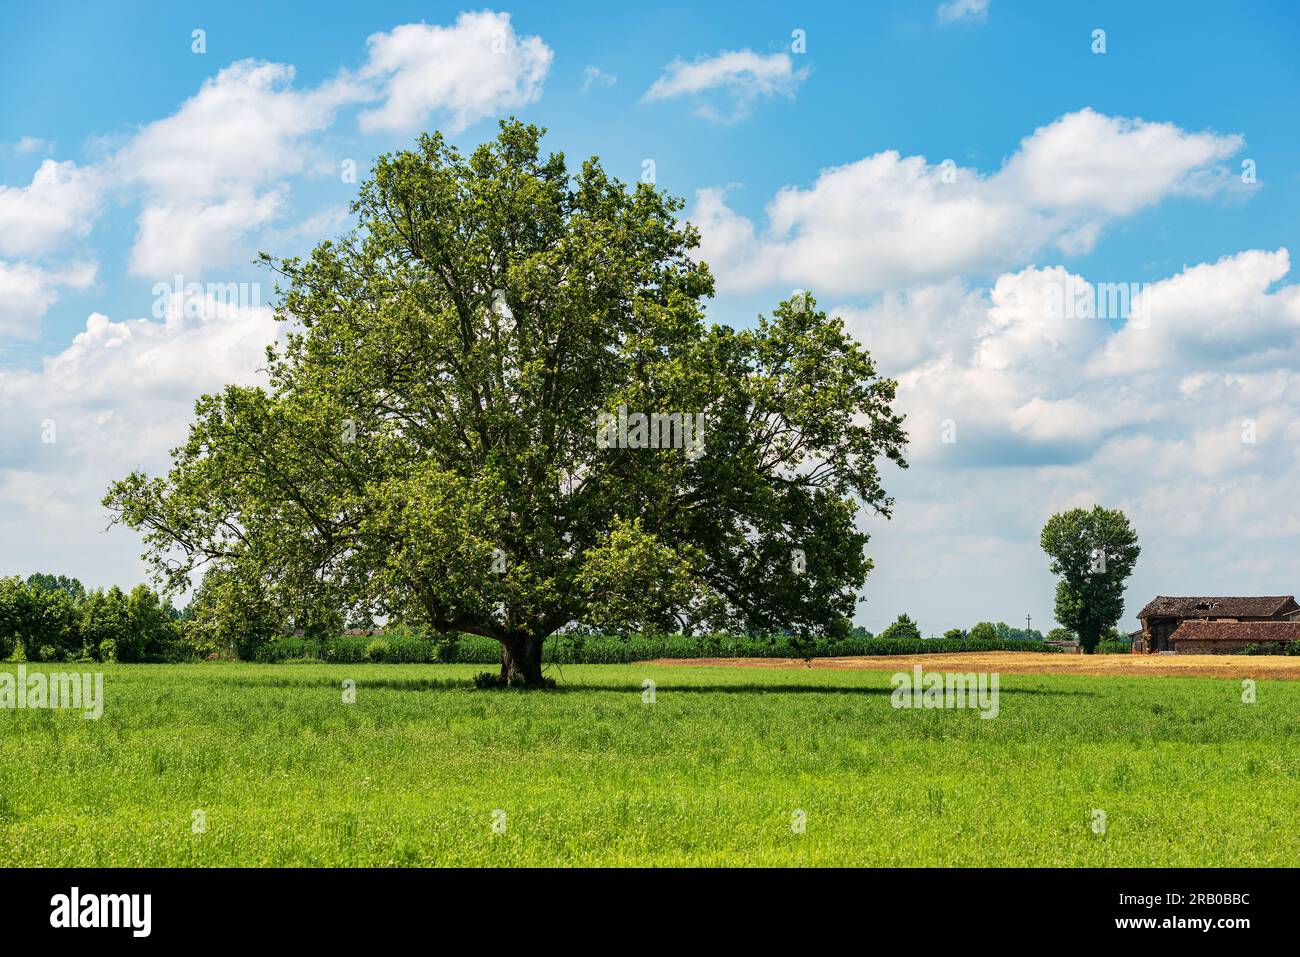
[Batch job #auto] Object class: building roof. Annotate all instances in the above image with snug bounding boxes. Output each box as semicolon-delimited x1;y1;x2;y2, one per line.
1137;596;1298;620
1170;620;1300;642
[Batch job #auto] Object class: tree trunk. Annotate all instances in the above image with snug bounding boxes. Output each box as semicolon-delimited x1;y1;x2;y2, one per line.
499;633;547;687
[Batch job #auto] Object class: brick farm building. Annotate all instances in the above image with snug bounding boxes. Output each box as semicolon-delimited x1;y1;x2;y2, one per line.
1136;595;1300;654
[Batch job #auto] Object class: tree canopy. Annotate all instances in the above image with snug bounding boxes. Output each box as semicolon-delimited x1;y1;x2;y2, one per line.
0;575;179;663
879;614;922;642
105;120;908;685
1040;505;1140;654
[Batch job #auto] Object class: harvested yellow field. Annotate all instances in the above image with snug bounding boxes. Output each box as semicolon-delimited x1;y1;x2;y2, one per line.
649;651;1300;679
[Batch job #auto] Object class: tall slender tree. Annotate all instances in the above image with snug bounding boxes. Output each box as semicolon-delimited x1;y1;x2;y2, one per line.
1040;506;1140;654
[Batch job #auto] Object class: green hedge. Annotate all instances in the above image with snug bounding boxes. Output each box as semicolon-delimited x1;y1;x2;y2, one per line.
1096;639;1132;655
254;634;452;664
253;632;1055;664
1238;641;1300;657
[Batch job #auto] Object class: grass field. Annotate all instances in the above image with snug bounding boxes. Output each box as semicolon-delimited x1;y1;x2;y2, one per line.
2;660;1298;866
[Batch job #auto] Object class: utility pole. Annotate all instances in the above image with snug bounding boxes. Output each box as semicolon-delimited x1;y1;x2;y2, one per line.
1026;613;1032;638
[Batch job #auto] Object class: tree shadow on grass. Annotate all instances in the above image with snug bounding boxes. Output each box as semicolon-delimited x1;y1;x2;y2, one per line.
570;683;1095;697
216;676;1096;698
221;676;470;692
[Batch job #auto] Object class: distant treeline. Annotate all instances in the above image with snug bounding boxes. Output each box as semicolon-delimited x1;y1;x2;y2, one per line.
255;630;1056;665
2;572;1078;664
0;574;181;663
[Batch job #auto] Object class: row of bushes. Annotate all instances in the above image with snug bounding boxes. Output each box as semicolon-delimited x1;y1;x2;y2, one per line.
1080;638;1300;656
255;633;459;664
1096;639;1133;654
252;630;1057;664
3;572;1072;665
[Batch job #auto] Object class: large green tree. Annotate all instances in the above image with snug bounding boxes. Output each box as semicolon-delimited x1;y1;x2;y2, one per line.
1040;506;1140;654
105;121;908;685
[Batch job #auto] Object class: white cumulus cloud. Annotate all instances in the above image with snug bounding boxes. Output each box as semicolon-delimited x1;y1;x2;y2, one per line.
0;260;97;338
938;0;990;24
693;109;1244;295
0;160;102;257
356;12;552;134
0;300;281;581
644;49;808;123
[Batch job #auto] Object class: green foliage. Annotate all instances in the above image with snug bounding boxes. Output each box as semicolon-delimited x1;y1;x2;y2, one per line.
181;567;285;661
1041;506;1140;654
878;614;922;642
255;633;440;664
578;517;707;636
81;587;131;661
0;574;89;663
26;573;86;602
24;586;82;661
247;629;1053;664
104;121;908;681
125;584;182;661
991;622;1044;641
1;576;180;664
967;621;998;643
1239;642;1300;656
0;577;34;660
942;628;967;641
1046;627;1076;643
431;632;460;663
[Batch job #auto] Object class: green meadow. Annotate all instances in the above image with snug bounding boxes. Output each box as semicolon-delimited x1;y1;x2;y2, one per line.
1;662;1296;866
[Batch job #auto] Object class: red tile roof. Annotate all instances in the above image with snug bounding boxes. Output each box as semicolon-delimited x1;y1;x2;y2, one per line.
1137;596;1298;619
1170;620;1300;642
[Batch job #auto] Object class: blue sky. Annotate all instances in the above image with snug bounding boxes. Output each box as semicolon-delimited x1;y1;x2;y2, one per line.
2;1;1299;633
